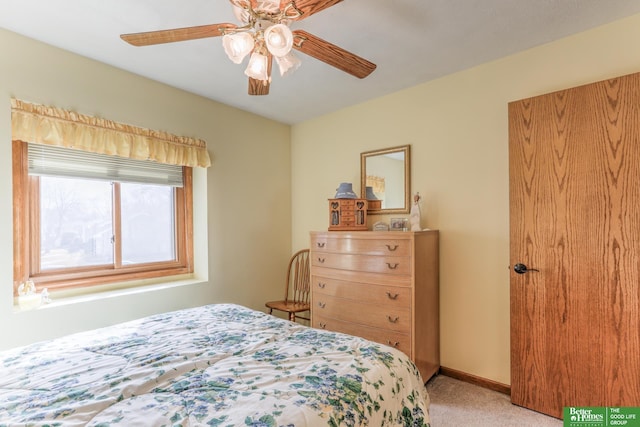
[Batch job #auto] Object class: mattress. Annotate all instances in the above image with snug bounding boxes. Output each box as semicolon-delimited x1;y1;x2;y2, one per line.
0;303;430;426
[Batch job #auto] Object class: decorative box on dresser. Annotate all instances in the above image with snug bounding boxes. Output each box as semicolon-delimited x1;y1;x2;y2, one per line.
310;230;439;382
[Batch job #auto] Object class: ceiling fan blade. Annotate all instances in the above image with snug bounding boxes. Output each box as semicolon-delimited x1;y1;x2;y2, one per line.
288;0;343;20
292;29;376;78
121;23;237;46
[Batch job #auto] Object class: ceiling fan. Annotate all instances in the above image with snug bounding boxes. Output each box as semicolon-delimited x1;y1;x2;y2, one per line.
120;0;377;96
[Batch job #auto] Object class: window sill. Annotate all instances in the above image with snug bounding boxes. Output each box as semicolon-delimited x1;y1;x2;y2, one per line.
13;274;203;312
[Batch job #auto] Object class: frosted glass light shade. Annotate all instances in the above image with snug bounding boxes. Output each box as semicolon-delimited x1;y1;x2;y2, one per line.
222;33;255;64
259;0;280;12
275;52;301;76
264;24;293;57
232;5;249;23
244;52;269;80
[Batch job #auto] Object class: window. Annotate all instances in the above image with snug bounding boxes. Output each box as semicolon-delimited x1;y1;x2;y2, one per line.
13;140;194;294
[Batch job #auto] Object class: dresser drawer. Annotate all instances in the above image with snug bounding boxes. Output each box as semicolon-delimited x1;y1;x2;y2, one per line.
311;253;411;275
311;236;411;257
313;294;410;332
313;276;411;308
314;314;411;356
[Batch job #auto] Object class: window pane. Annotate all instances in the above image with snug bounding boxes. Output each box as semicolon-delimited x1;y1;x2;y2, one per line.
121;183;176;265
40;177;114;270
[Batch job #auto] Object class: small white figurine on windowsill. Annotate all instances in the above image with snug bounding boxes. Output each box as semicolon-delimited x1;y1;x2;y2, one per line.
17;279;42;310
41;288;52;304
409;192;422;232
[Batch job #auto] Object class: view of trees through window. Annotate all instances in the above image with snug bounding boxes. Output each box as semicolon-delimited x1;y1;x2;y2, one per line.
39;177;175;271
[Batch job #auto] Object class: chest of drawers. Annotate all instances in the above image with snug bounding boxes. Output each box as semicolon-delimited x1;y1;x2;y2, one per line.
310;230;439;382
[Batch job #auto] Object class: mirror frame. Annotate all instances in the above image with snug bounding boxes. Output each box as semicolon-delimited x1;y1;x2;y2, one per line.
360;144;411;215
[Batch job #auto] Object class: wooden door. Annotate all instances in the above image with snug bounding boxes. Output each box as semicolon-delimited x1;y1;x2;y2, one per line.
509;72;640;418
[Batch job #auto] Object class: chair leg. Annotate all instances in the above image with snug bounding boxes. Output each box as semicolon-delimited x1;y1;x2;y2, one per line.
269;308;273;315
289;312;295;322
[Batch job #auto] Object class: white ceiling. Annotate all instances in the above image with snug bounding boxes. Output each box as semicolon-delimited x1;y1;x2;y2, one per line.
1;1;640;125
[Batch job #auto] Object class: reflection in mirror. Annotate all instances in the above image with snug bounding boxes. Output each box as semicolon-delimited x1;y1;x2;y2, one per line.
360;145;411;215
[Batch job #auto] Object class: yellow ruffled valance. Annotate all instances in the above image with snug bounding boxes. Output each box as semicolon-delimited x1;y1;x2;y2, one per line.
11;98;211;168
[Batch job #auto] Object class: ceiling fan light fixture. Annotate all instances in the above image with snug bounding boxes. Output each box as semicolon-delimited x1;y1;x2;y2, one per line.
120;0;377;95
275;52;301;77
222;32;255;64
264;23;293;57
244;52;269;81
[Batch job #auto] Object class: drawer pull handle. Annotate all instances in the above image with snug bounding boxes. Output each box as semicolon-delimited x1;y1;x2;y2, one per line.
319;322;327;329
387;316;400;323
318;257;325;263
386;244;399;251
318;302;326;308
318;282;326;289
386;263;399;270
386;292;399;300
387;340;400;348
317;242;326;248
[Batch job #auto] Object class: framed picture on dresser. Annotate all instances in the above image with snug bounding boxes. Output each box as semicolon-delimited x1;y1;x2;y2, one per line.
390;217;408;231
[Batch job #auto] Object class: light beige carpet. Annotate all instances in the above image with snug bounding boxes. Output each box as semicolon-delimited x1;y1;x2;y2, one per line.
426;375;563;426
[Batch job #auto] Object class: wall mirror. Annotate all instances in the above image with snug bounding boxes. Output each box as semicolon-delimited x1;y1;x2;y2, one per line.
360;144;411;215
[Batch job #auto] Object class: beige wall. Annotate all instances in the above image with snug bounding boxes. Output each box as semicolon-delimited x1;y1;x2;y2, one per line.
0;29;291;350
291;13;640;385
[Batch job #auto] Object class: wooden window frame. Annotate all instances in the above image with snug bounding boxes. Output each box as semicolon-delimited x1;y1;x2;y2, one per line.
12;140;194;296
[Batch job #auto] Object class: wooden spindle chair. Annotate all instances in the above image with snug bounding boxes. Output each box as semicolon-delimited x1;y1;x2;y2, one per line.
265;249;311;323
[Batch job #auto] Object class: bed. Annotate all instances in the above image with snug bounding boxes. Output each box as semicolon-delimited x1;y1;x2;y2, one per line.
0;304;430;426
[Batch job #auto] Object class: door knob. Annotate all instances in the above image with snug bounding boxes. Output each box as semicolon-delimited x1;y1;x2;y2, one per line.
513;263;539;274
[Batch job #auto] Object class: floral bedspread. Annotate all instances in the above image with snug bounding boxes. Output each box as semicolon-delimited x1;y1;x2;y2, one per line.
0;304;430;426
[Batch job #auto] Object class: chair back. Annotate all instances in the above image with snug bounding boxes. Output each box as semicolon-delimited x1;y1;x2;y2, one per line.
285;249;311;304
